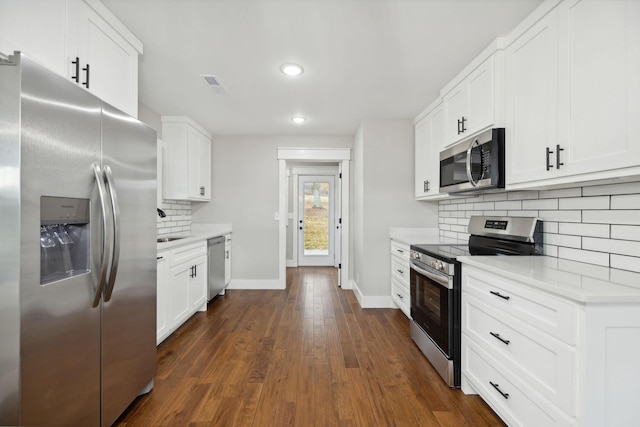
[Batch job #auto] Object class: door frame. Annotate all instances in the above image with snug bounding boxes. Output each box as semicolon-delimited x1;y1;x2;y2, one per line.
277;148;351;289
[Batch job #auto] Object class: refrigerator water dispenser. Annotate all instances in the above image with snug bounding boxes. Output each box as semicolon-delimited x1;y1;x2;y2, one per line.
40;196;90;285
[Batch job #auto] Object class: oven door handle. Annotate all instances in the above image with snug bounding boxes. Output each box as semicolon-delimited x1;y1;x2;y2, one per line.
410;262;453;290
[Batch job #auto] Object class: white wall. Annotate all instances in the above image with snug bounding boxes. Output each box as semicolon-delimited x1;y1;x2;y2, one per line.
353;119;439;300
192;135;352;281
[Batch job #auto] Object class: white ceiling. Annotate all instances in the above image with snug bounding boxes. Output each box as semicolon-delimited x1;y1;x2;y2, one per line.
102;0;543;136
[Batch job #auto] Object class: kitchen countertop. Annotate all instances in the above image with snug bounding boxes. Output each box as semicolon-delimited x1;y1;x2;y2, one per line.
458;255;640;304
157;223;232;251
389;227;467;246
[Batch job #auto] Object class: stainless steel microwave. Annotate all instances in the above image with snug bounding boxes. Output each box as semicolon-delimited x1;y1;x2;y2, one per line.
439;128;505;194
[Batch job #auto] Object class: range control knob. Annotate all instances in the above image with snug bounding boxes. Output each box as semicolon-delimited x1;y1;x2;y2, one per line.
430;260;444;271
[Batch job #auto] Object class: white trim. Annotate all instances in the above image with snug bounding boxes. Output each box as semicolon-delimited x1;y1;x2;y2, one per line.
227;279;284;290
286;260;297;268
278;159;287;288
277;147;351;161
277;148;351;288
351;281;395;308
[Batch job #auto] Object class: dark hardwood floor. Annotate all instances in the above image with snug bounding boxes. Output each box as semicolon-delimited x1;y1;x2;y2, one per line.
114;267;504;426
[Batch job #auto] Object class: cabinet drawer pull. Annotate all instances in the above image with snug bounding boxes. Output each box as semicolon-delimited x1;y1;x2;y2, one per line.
546;146;554;171
489;381;509;399
82;63;90;88
396;249;404;254
396;293;404;300
71;57;80;83
490;290;510;300
490;332;510;345
556;144;564;169
397;269;404;274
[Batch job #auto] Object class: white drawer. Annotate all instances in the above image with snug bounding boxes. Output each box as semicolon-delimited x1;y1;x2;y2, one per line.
390;240;410;261
391;277;410;318
463;266;577;344
391;257;410;285
463;293;576;415
463;336;575;427
170;241;207;267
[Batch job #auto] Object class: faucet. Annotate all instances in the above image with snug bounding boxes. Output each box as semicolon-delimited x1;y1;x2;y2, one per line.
157;208;166;218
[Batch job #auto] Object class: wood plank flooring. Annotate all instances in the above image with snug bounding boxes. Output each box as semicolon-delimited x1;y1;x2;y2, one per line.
114;267;504;426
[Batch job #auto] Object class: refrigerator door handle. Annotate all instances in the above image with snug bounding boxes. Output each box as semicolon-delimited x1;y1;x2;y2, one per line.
92;162;111;307
103;165;121;302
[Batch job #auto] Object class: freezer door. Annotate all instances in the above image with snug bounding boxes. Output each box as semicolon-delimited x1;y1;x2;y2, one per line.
17;54;103;426
100;103;157;426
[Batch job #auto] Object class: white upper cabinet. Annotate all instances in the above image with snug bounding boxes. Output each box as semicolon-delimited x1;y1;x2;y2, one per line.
0;0;141;118
162;116;212;202
442;50;503;147
506;5;560;185
415;100;446;200
0;0;68;76
556;0;640;179
507;0;640;188
72;0;141;117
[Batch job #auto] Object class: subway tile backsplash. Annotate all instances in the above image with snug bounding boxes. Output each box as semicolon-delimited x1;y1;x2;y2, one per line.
438;180;640;273
157;200;192;236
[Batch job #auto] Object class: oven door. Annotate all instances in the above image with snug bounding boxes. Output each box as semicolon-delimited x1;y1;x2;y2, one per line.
410;260;453;358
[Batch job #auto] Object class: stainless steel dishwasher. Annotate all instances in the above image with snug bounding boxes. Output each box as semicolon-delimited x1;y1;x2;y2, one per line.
207;236;226;300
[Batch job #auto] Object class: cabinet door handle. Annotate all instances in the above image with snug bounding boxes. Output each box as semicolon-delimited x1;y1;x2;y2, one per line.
489;290;510;300
556;144;564;169
71;57;80;83
424;180;430;192
396;293;404;300
461;116;467;133
200;186;205;196
457;118;462;135
546;147;554;171
82;63;90;88
225;250;229;259
490;332;510;345
489;381;509;399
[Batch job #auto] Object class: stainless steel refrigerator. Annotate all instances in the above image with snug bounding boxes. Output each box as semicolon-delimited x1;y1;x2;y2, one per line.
0;52;157;426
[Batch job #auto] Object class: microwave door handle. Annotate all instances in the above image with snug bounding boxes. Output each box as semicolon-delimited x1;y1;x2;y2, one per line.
466;138;482;187
410;262;453;289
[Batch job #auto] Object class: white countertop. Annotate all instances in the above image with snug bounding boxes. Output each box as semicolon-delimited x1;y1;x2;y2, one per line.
458;255;640;304
389;227;466;246
157;223;232;251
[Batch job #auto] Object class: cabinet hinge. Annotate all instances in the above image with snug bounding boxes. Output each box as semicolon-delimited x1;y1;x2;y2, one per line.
338;264;342;269
339;173;342;179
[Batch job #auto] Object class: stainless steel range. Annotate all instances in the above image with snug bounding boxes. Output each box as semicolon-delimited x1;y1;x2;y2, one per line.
409;216;543;388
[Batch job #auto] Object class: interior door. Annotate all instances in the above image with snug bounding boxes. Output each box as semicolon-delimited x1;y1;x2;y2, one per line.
298;175;335;266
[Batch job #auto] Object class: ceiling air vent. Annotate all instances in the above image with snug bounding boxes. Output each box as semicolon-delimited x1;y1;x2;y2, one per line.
201;75;228;94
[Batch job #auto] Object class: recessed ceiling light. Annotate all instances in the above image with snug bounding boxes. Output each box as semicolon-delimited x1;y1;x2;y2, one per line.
291;116;307;124
280;63;304;77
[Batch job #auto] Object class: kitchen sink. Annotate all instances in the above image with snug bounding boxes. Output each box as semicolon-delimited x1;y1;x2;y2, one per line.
157;237;185;243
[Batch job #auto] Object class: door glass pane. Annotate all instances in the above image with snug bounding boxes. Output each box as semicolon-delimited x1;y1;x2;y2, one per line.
303;181;329;256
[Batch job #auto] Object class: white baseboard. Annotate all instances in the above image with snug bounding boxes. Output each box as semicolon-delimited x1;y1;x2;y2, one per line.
340;278;353;290
227;279;285;290
351;280;396;309
286;259;297;268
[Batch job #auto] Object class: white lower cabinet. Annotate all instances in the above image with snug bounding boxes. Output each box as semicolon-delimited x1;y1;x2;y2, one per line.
461;264;640;426
157;241;208;345
390;240;410;317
